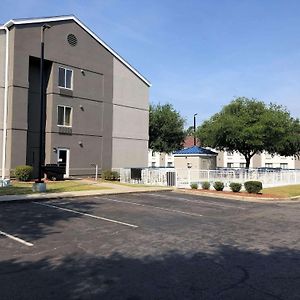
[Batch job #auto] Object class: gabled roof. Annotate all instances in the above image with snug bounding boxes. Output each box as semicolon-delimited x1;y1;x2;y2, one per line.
173;146;217;156
1;15;151;86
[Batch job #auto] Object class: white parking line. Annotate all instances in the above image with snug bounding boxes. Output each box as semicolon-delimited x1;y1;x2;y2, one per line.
34;202;138;228
96;197;203;218
0;230;33;247
145;193;246;210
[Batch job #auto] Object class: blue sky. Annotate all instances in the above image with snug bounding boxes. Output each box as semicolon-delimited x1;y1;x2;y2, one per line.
1;0;300;127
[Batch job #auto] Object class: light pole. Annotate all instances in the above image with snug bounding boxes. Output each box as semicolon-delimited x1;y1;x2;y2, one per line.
193;113;198;146
36;24;51;185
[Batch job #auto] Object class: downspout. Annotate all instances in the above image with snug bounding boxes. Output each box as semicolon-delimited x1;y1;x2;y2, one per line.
1;25;9;180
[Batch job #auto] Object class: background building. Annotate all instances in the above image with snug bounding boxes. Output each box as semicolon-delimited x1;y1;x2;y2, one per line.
148;150;174;168
148;149;300;170
217;151;300;169
0;16;150;178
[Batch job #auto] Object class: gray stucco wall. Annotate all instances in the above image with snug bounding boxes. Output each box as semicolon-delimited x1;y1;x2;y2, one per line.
252;154;261;168
217;151;224;168
0;30;5;174
112;58;149;168
0;30;5;91
4;19;149;176
5;20;115;175
174;156;217;170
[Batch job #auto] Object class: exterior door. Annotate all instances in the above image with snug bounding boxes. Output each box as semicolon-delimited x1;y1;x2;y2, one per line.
57;148;70;178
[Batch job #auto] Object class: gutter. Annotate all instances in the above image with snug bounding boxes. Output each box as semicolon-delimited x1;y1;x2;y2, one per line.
1;25;9;180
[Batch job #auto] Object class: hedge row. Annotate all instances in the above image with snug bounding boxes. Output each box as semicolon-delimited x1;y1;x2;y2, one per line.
190;180;262;194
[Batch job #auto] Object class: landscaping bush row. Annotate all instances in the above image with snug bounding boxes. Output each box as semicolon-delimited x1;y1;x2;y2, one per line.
190;180;262;194
12;165;121;182
101;170;120;181
14;165;33;181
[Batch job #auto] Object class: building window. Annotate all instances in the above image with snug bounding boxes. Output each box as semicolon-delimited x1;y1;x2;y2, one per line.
57;105;72;127
227;163;234;168
151;162;156;167
280;163;288;169
58;67;73;89
240;163;246;168
265;163;273;168
227;151;233;156
152;151;156;157
167;162;173;167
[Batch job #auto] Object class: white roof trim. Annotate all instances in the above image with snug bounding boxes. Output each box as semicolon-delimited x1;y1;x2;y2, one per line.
3;15;151;86
174;153;218;157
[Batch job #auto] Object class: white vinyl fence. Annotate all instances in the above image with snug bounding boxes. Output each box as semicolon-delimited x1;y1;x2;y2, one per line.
120;168;300;188
175;169;300;188
120;168;176;186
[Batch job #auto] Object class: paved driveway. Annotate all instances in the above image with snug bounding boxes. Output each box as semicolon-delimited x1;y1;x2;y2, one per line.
0;192;299;299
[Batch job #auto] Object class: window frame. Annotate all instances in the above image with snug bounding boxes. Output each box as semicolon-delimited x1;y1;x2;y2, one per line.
280;163;288;169
57;105;73;128
58;66;73;90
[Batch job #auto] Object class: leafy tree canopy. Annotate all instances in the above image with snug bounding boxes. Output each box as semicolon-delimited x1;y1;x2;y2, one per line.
196;97;300;168
185;126;195;136
149;103;186;153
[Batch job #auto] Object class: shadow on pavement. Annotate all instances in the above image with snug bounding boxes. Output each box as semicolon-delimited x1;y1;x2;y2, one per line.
0;245;299;300
0;200;97;241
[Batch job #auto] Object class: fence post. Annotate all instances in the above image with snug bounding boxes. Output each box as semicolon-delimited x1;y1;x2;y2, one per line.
188;169;191;187
95;164;98;181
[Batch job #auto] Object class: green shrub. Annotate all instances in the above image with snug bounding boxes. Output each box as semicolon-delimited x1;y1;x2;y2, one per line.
10;169;15;178
229;182;242;193
244;181;262;194
102;170;120;181
190;183;198;189
213;181;224;191
201;181;210;190
14;165;33;182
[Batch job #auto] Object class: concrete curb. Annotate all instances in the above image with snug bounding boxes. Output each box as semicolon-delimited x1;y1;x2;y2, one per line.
175;189;300;204
0;188;173;204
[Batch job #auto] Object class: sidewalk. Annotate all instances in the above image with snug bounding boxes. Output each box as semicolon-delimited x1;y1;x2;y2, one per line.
0;180;172;204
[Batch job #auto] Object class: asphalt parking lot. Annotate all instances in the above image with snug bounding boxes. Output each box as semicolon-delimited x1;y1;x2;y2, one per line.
0;191;299;300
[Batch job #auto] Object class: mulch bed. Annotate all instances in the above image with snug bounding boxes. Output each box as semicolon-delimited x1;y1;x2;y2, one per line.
183;189;285;199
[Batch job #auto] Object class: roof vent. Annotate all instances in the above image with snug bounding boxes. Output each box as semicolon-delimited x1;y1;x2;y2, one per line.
67;34;77;46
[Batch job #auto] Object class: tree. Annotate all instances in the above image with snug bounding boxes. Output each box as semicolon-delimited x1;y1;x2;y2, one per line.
196;97;300;168
185;126;195;136
149;103;186;153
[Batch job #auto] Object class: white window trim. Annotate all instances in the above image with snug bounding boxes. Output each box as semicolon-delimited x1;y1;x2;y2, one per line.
57;105;73;128
58;66;73;90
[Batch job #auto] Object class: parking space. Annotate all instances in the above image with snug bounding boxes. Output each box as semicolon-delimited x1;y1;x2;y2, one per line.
0;191;299;299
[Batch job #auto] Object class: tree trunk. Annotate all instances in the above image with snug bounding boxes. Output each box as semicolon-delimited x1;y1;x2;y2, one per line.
245;157;251;169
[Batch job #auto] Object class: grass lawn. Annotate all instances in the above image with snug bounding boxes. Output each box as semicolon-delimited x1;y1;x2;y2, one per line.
0;180;111;196
263;184;300;198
